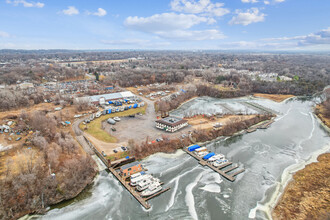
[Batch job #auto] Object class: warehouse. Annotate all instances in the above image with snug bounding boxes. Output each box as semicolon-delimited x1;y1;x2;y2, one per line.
155;116;188;132
75;91;136;105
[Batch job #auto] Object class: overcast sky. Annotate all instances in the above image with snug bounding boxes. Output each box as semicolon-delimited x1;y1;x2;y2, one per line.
0;0;330;51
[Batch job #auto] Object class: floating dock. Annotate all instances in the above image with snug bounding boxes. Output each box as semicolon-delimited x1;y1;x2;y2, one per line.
144;187;171;201
183;148;244;182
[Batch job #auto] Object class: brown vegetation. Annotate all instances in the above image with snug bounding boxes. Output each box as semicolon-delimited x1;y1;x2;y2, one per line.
315;89;330;128
272;153;330;220
0;110;97;220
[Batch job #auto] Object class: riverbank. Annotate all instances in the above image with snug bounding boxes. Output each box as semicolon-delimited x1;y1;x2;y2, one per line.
132;114;273;160
272;153;330;220
315;103;330;129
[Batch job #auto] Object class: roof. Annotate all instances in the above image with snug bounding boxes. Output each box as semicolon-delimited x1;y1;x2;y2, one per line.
156;116;188;127
120;91;135;98
76;91;134;103
120;161;141;170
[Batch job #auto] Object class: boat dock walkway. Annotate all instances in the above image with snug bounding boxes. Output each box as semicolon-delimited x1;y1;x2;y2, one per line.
109;167;151;209
183;148;244;182
240;102;279;115
144;187;171;201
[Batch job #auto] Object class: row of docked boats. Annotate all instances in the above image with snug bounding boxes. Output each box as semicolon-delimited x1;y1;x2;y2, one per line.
130;172;162;197
188;144;229;167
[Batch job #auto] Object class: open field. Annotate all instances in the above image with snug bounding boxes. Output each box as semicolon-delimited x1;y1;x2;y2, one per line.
253;93;294;102
272;153;330;220
80;105;147;143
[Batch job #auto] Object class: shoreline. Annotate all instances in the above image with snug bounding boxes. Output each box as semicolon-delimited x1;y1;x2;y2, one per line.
248;142;330;220
249;111;329;219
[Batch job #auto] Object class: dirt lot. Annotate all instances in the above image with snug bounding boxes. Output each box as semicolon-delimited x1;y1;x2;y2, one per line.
187;115;256;130
253;93;294;102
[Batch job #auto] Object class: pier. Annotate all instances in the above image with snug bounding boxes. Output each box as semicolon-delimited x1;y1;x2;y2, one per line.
109;167;151;209
183;148;244;182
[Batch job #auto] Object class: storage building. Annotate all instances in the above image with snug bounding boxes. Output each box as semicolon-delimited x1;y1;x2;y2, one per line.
120;161;143;177
155;116;188;132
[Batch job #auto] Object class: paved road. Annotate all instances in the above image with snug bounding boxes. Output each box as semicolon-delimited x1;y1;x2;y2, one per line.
72;117;95;155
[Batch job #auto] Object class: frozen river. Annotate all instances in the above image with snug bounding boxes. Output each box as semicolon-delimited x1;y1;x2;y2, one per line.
28;96;329;220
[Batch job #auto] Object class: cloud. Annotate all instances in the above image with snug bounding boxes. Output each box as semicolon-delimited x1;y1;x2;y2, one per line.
229;8;265;26
101;39;149;45
262;27;330;46
241;0;259;3
125;13;212;32
101;39;171;48
124;12;224;41
62;6;79;16
0;31;10;38
156;29;225;41
6;0;44;8
170;0;230;17
87;8;107;17
299;27;330;45
222;27;330;50
264;1;270;4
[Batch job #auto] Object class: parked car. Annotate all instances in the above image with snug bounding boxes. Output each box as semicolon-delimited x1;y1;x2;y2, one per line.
111;127;116;131
16;137;22;141
121;146;127;151
113;149;118;153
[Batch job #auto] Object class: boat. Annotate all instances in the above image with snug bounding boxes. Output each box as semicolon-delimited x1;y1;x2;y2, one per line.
113;116;121;121
197;151;208;157
130;171;145;181
194;147;207;155
208;154;225;162
141;182;162;197
130;174;152;186
213;159;228;167
137;177;160;192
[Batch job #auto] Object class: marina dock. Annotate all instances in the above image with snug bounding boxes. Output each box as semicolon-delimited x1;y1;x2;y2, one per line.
183;148;244;182
83;134;169;210
109;167;151;209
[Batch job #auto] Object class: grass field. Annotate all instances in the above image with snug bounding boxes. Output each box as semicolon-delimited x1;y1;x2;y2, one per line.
253;93;294;102
106;151;130;161
80;105;147;143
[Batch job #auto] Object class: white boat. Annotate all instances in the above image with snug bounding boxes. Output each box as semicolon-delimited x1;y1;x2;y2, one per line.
197;151;208;157
213;159;228;167
137;177;160;191
141;182;162;197
130;174;152;186
113;117;121;121
194;147;207;155
208;154;225;162
130;172;144;180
